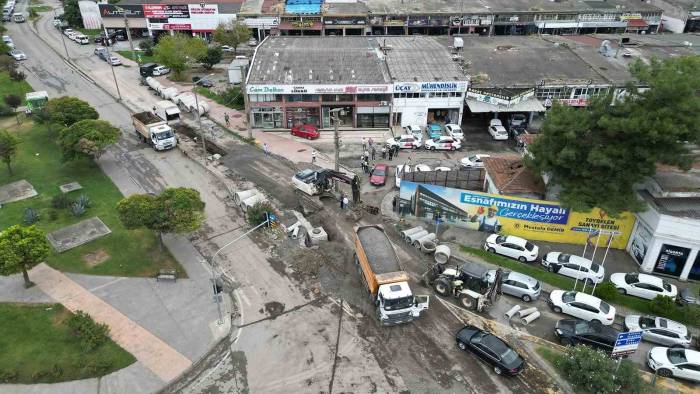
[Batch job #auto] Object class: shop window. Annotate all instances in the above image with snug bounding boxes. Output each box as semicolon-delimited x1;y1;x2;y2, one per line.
688;253;700;281
286;94;319;102
653;244;691;277
536;87;571;100
252;107;282;129
357;94;390;102
250;94;280;102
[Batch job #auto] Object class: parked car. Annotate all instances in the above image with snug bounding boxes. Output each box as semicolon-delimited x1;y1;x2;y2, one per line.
9;49;26;60
395;164;410;188
386;134;421;149
445;123;464;140
290;124;319;139
220;45;234;52
369;164;388;186
610;272;678;300
192;76;213;87
455;325;525;376
414;164;431;172
548;290;616;325
624;315;692;348
62;28;75;37
647;347;700;382
427;123;443;139
508;114;527;130
678;287;700;306
484;235;539;263
554;319;619;353
152;65;171;76
488;119;508;140
2;35;14;49
139;62;158;77
461;154;490;168
107;56;122;66
73;34;89;45
247;37;258;46
12;12;24;23
541;252;604;285
500;271;540;302
403;125;422;141
94;33;114;46
434;166;451;172
424;136;461;151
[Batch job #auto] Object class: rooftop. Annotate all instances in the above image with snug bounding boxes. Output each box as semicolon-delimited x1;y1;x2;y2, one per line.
483;155;545;197
363;0;660;15
382;36;467;82
324;1;370;15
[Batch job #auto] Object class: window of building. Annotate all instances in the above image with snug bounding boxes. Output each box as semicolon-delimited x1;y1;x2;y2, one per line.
536;87;571;100
249;94;280;102
357;94;390;102
321;94;353;102
286;94;319;102
252;107;283;129
571;87;609;99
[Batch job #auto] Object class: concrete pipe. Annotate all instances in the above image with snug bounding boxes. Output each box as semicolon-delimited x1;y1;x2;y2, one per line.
521;311;541;325
406;230;429;244
504;304;521;320
286;221;301;235
291;226;300;239
234;189;259;205
413;233;436;251
421;239;437;254
517;307;538;318
241;194;267;212
434;245;451;264
401;226;424;241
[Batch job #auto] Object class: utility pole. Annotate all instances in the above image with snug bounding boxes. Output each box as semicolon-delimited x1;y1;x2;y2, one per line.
241;64;252;139
118;7;135;53
330;108;344;171
54;9;70;60
192;82;208;165
102;25;122;101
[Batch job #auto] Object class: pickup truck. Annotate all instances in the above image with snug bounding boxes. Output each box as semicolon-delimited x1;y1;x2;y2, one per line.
353;224;429;325
131;112;178;151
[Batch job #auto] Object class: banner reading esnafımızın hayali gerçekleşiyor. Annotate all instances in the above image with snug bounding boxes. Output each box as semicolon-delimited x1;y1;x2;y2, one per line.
398;181;636;249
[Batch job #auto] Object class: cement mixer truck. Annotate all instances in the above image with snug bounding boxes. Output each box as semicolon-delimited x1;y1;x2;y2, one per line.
353;225;429;325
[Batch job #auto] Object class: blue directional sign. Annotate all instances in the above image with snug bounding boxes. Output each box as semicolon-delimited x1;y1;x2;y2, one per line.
612;331;643;357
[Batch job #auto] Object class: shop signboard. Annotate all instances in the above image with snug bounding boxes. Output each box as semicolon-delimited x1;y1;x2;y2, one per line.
619;13;643;21
394;82;468;93
244;17;280;28
324;17;365;25
466;88;534;106
629;220;653;265
99;4;144;18
398;181;636;249
384;19;406;26
653;244;691;277
148;22;165;30
451;16;490;26
188;4;218;17
247;84;390;94
143;4;189;19
164;23;192;30
291;20;315;28
559;98;589;106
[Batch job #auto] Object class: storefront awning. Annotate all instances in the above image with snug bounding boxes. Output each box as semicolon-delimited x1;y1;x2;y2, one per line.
465;98;546;113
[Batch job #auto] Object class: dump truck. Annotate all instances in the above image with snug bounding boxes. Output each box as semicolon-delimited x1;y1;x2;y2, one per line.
353;224;429;325
131;111;178;151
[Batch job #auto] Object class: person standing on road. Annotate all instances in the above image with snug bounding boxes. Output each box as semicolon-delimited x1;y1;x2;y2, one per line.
224;113;230;127
388;147;394;160
371;145;376;161
339;193;345;209
361;137;367;151
381;145;387;159
263;142;270;156
311;149;317;164
368;137;374;148
343;195;349;210
393;144;400;158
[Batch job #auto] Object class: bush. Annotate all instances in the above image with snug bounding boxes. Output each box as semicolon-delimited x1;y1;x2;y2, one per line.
246;201;275;225
649;295;679;319
51;194;72;209
48;209;59;221
220;87;244;109
9;69;26;82
593;281;620;304
23;207;40;225
66;311;110;352
0;105;13;117
0;370;18;383
555;345;643;394
71;201;87;217
138;40;154;56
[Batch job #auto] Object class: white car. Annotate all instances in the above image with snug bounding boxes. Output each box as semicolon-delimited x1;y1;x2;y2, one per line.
414;164;431;172
488;119;508;140
2;35;14;49
647;347;700;382
73;34;89;45
445;123;464;140
386;134;421;149
395;164;410;188
62;28;75;37
610;272;678;300
542;252;604;285
152;65;170;76
624;315;692;348
484;234;539;263
248;37;258;46
220;45;235;52
403;125;423;141
424;136;461;151
461;154;490;168
434;166;451;172
548;290;616;326
107;56;122;66
9;49;26;60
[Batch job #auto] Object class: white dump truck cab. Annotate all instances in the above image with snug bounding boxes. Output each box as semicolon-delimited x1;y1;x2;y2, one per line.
376;281;429;325
149;124;177;151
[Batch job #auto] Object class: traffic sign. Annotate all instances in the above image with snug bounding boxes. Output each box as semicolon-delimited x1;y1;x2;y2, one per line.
612;331;643;357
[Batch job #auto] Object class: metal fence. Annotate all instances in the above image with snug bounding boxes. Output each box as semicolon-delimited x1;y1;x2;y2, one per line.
402;169;485;191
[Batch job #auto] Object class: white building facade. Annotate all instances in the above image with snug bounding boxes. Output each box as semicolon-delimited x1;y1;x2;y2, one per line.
391;81;468;127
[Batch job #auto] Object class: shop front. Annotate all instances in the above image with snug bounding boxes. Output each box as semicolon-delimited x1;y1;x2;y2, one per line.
449;15;492;35
392;81;468;127
323;17;366;36
244;17;280;41
251;107;283;129
279;17;322;36
464;87;545;123
407;16;449;35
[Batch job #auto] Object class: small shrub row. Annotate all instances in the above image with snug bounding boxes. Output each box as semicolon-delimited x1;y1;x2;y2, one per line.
66;310;110;352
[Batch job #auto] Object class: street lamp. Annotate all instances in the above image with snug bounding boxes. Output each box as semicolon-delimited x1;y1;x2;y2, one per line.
54;9;70;59
329;107;346;171
101;25;123;101
192;74;214;165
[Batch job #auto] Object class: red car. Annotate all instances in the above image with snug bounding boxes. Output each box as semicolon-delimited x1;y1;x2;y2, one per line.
370;164;388;186
291;124;320;139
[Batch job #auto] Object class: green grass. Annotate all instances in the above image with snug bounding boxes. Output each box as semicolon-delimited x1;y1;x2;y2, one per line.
0;122;184;277
0;72;33;102
462;246;699;327
194;86;244;110
0;303;135;383
29;5;52;12
536;346;563;365
115;50;155;64
77;28;102;38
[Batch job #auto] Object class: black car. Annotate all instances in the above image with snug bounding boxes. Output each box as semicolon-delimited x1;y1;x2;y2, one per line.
139;62;158;77
192;76;214;87
456;325;524;376
554;319;619;353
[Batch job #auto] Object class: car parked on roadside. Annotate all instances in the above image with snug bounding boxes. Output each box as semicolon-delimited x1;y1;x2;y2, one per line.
424;136;461;151
488;119;508;140
460;154;490;168
647;347;700;382
386;134;421;149
434;166;451;172
62;28;75;37
73;34;89;45
369;164;388;186
610;272;678;300
554;319;619;353
500;271;540;302
403;125;422;141
8;48;26;60
247;37;258;46
456;325;525;376
414;164;431;172
548;290;616;325
2;35;14;49
427;123;443;139
541;252;604;285
624;315;692;348
107;56;122;66
484;235;538;263
220;45;234;52
395;164;410;188
291;124;319;139
445;123;464;140
151;65;170;76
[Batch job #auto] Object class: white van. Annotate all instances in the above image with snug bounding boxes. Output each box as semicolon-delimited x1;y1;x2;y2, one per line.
13;13;24;23
73;34;89;45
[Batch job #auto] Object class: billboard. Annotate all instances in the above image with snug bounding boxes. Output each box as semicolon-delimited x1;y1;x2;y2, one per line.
398;181;636;249
79;1;101;29
143;4;189;18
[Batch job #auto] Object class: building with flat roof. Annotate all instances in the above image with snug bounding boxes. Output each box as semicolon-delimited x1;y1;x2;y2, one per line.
245;35;468;129
652;0;700;33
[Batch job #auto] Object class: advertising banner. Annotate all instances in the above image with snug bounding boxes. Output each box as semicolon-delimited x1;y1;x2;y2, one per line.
79;1;101;29
247;84;390;95
393;81;468;93
653;244;691;277
188;4;218;17
629;220;653;265
99;4;144;18
143;4;189;19
398;181;636;249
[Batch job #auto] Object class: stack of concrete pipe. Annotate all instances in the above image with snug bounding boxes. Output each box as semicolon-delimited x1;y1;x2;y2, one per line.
233;188;268;212
160;87;179;100
406;229;429;245
401;226;424;242
504;305;541;325
413;233;437;253
233;189;259;205
434;245;451;264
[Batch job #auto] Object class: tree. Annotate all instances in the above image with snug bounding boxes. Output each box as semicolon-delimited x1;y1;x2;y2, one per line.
0;129;20;175
0;55;16;72
44;96;99;127
153;33;208;81
138;39;154;56
9;69;26;82
58;119;120;161
117;187;205;248
212;21;251;54
526;56;700;215
555;345;642;394
3;94;22;124
0;225;51;288
62;0;83;28
199;46;222;70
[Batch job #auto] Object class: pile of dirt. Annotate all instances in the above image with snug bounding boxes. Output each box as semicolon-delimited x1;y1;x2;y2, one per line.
83;248;110;267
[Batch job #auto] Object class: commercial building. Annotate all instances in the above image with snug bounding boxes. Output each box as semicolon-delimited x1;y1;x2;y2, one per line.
245;35;468;129
482;156;545;200
653;0;700;33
